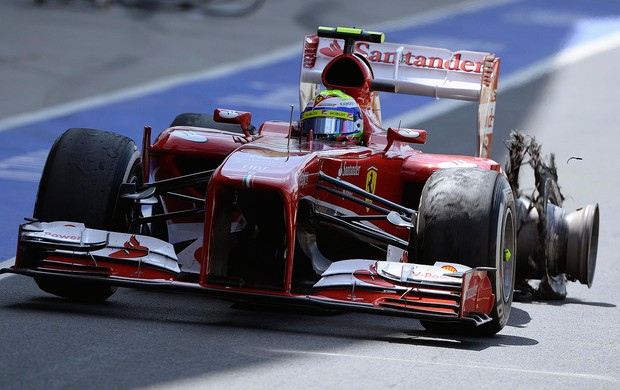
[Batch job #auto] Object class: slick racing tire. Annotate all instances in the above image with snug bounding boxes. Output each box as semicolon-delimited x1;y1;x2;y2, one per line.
416;168;516;336
33;128;142;302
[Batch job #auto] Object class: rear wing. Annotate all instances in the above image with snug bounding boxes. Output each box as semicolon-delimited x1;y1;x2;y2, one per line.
300;30;500;158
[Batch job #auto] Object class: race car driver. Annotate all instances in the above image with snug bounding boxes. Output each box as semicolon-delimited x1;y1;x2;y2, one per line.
300;89;364;145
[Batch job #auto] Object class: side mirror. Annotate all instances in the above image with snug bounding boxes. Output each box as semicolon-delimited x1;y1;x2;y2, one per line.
214;108;253;136
386;211;413;228
383;127;427;152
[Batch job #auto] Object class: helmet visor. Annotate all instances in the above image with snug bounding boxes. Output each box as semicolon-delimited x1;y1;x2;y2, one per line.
301;116;358;136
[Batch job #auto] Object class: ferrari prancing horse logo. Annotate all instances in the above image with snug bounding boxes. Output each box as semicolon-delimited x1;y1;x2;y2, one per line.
365;167;378;210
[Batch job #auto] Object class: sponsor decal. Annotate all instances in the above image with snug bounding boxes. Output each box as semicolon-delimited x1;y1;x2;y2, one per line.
172;131;208;143
110;235;149;259
312;92;328;106
237;152;287;170
413;271;455;281
319;40;343;57
233;135;248;144
399;129;421;137
302;109;353;121
43;231;80;241
365;166;378;210
241;164;268;171
218;109;241;119
319;40;484;73
441;265;458;273
438;160;478;168
338;162;361;177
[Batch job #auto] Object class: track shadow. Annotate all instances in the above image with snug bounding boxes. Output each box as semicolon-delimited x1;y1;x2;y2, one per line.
4;289;539;352
520;297;616;309
505;305;531;329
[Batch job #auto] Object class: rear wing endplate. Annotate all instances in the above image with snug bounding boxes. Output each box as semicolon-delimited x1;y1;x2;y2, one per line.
300;34;500;158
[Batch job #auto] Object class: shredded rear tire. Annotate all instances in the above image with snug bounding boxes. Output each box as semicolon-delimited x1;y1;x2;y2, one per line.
505;131;568;300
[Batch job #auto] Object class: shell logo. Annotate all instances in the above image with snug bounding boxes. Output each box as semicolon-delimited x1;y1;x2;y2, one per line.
441;265;458;273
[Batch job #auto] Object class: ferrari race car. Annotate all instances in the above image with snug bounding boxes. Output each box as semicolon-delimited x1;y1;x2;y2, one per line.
1;27;599;336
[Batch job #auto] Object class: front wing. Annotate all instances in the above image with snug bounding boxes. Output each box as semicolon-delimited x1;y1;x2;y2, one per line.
3;221;495;326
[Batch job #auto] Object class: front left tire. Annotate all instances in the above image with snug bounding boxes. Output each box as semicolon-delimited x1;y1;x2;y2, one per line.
33;128;142;302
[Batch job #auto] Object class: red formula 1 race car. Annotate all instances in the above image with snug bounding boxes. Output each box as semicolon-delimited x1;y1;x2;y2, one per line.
2;27;599;336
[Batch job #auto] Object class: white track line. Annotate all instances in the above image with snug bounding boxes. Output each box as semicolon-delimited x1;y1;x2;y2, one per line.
268;349;618;383
0;45;299;133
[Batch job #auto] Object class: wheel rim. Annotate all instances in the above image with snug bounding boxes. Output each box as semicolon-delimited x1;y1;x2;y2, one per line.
500;207;515;302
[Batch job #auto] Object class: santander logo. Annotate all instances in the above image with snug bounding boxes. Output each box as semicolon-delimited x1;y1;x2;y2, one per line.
318;39;483;73
319;40;344;57
110;235;149;259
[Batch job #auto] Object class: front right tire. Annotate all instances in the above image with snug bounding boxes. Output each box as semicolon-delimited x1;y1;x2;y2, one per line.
416;168;516;336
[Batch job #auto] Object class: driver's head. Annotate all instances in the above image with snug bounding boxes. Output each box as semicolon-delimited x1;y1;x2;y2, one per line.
300;89;364;145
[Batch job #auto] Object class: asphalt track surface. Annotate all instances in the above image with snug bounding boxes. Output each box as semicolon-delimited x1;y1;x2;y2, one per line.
1;1;619;389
